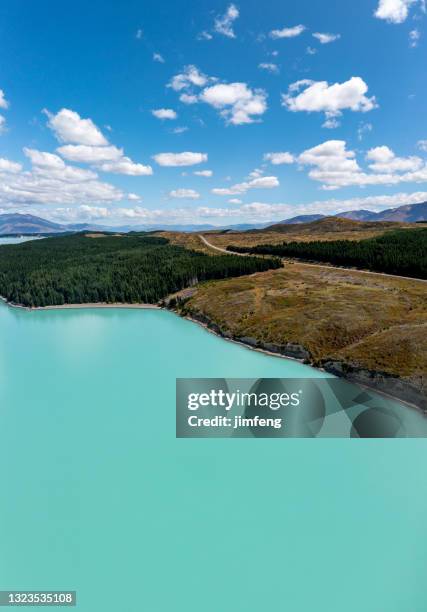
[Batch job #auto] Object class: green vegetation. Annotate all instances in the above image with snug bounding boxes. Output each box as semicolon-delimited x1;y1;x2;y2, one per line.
0;233;281;307
227;228;427;279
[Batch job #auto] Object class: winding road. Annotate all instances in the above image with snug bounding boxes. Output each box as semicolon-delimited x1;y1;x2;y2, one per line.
198;234;427;284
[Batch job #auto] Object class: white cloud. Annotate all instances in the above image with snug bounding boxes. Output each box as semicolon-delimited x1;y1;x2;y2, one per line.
228;198;242;204
322;117;341;129
194;170;213;177
306;46;317;55
172;126;189;134
214;4;239;38
374;0;420;23
298;139;427;189
0;152;125;207
152;152;208;166
0;158;22;173
264;152;294;165
0;116;6;134
136;28;143;39
169;65;209;91
200;82;267;124
409;29;420;47
197;31;213;41
45;108;108;145
153;52;165;63
283;77;377;124
312;32;341;44
269;25;306;39
417;139;427;152
169;188;200;199
358;122;373;141
127;193;142;201
258;63;279;74
212;175;279;196
170;66;267;125
19;190;427;227
46;109;152;176
366;145;423;172
152;108;177;120
179;93;199;105
96;157;153;176
56;144;123;163
0;89;9;110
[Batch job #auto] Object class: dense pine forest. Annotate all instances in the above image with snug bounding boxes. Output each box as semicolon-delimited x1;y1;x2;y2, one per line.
227;229;427;279
0;234;281;307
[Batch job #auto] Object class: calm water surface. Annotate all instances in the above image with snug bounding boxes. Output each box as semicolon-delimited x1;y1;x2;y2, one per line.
0;303;426;611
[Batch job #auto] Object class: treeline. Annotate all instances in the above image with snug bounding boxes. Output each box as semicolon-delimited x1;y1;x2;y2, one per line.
227;229;427;279
0;234;281;307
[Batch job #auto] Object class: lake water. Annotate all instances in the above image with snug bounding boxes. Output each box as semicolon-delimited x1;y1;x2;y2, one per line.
0;236;43;245
0;303;426;611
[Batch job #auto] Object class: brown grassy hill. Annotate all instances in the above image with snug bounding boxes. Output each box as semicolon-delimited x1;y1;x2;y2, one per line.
263;216;408;234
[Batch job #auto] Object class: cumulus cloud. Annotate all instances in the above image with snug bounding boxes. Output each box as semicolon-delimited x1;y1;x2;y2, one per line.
264;152;294;165
153;52;165;63
48;108;152;176
212;175;279;196
366;145;423;173
0;151;126;207
96;157;153;176
179;93;199;105
214;4;239;38
312;32;341;44
282;77;377;125
258;63;279;74
374;0;421;23
417;139;427;152
228;198;242;204
298;139;427;189
169;188;200;199
57;144;123;163
200;82;267;124
45;108;108;145
151;108;177;120
270;24;306;39
0;158;22;173
170;65;267;125
168;65;209;91
152;152;208;166
194;170;213;177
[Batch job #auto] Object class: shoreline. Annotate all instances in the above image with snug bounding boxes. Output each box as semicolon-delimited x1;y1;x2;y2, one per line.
0;296;160;311
0;294;424;414
177;309;426;416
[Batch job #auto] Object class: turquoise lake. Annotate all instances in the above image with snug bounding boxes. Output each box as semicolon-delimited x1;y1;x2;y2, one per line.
0;302;426;611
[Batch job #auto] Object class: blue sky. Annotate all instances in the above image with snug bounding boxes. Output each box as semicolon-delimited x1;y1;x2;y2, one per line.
0;0;426;226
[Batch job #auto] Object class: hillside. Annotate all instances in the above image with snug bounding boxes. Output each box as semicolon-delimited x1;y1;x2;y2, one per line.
0;213;66;235
263;216;402;234
278;201;427;225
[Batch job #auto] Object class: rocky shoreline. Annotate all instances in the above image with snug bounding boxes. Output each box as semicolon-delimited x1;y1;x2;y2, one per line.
178;307;427;414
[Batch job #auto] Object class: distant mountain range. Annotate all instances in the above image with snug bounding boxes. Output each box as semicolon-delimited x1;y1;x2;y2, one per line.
0;201;426;235
280;201;427;224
